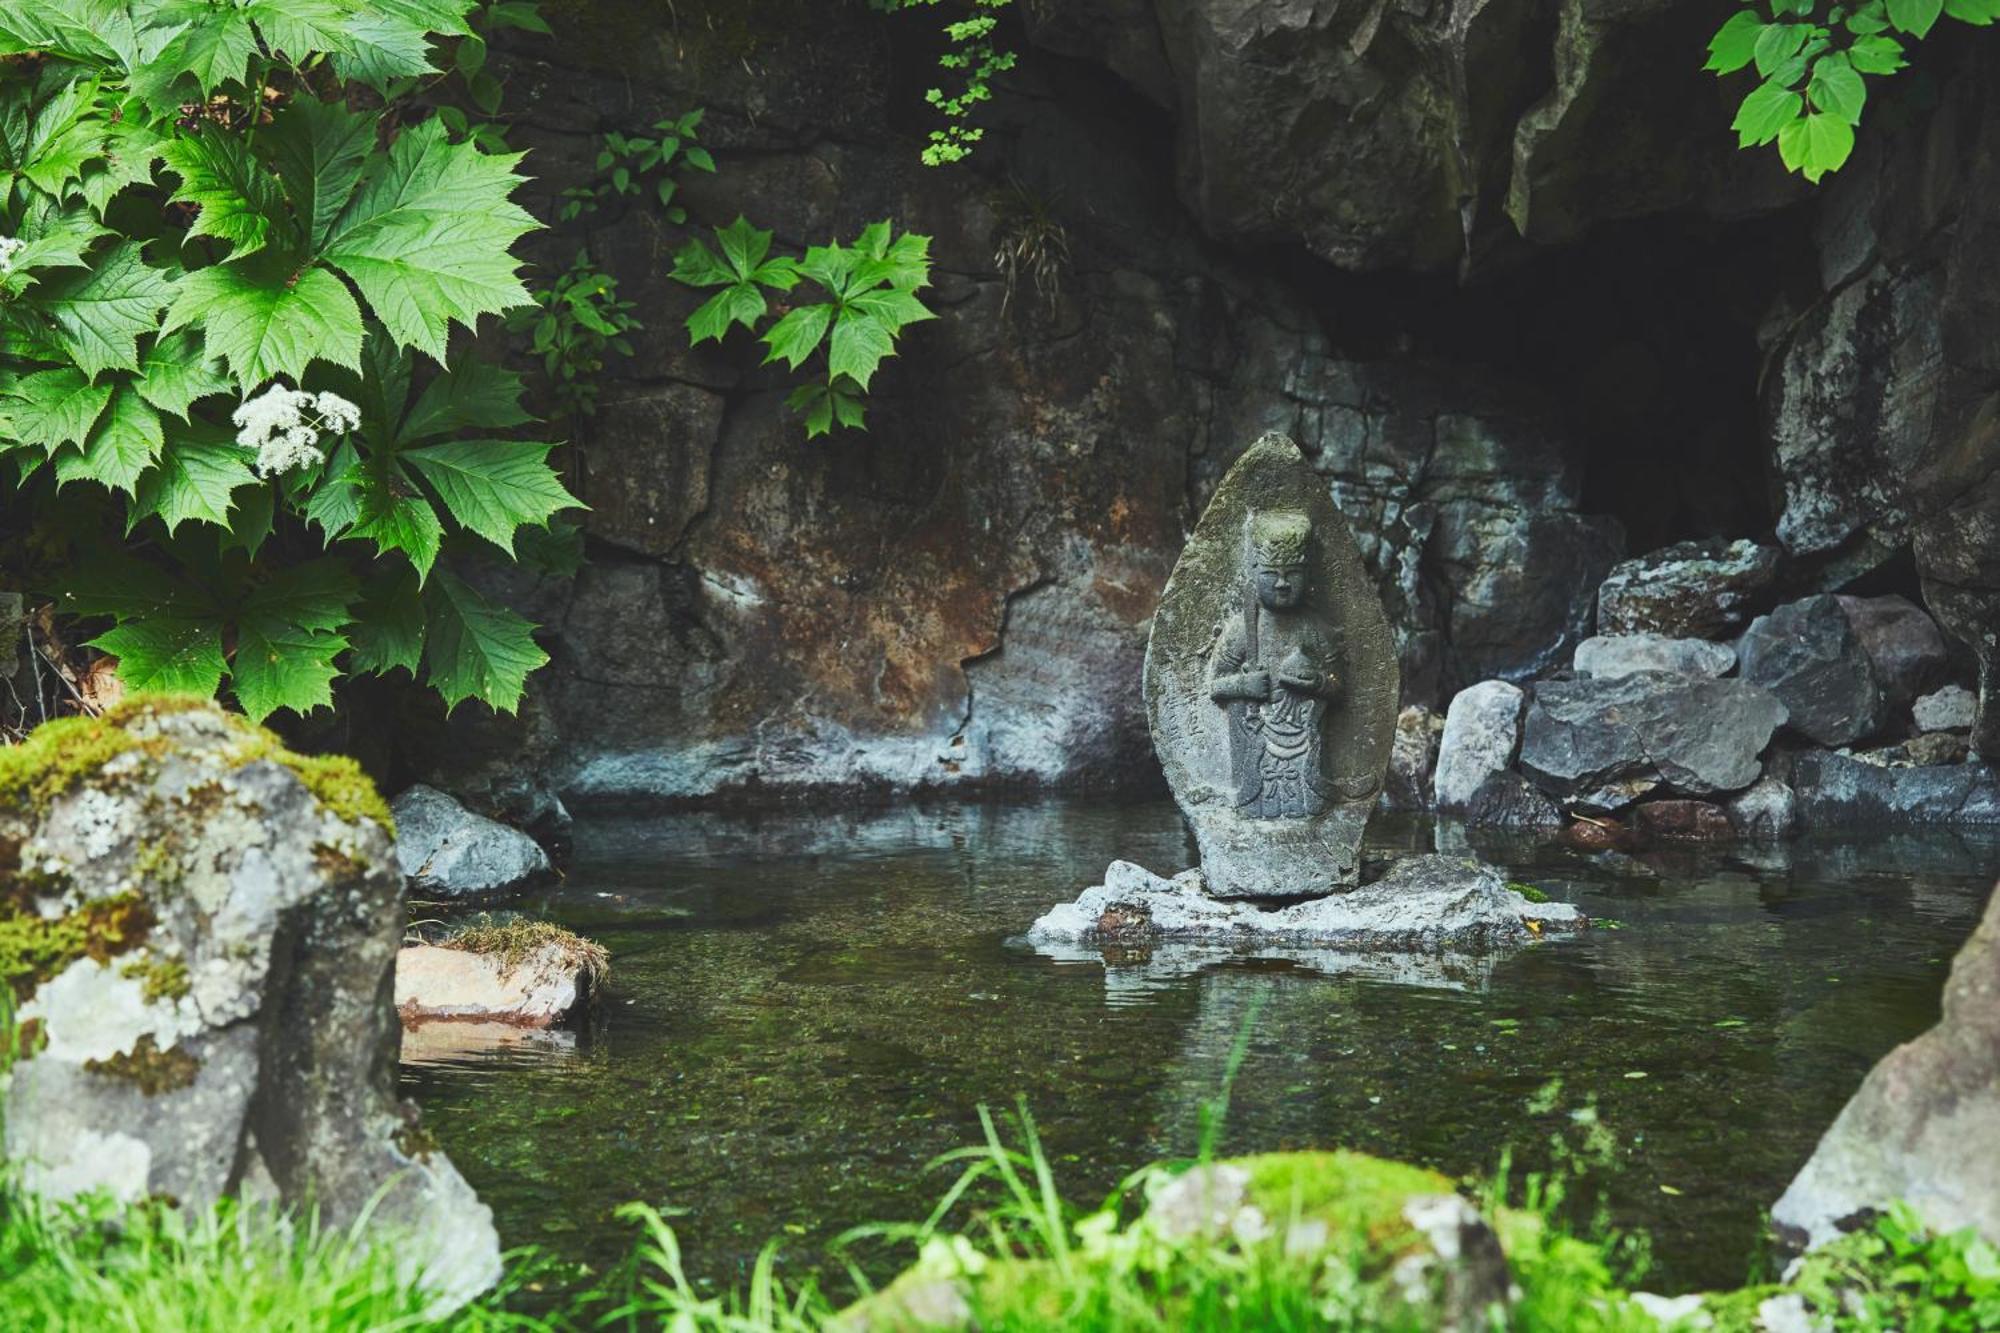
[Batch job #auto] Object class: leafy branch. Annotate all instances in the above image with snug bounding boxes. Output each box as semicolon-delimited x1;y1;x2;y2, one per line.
671;217;935;438
0;0;575;719
1707;0;1996;181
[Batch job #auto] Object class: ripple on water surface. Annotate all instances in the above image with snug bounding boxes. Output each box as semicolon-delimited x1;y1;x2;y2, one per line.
398;801;2000;1295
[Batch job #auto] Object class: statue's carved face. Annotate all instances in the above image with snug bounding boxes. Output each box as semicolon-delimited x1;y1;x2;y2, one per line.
1254;562;1307;611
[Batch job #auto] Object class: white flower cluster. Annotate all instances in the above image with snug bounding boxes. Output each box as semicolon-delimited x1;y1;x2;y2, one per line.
232;384;362;477
0;235;25;276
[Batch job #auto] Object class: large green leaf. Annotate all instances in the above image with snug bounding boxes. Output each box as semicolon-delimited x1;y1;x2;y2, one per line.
319;118;538;360
348;467;445;578
404;439;579;554
267;99;375;255
136;330;232;418
231;620;348;720
129;430;259;534
54;384;162;495
423;568;545;713
37;239;177;379
348;566;426;675
160;126;286;260
1887;0;1945;34
165;258;365;389
0;367;112;450
89;617;227;695
240;558;360;634
1779;111;1857;182
398;352;532;442
1706;11;1766;73
1733;80;1803;147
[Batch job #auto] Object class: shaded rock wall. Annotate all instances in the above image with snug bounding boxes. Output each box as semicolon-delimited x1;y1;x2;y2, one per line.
438;2;1998;807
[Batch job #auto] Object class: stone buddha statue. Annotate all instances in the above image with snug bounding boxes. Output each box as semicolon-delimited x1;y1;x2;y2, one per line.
1208;510;1344;820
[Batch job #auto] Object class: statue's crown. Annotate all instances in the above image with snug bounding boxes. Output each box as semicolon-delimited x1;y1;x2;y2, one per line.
1248;510;1311;566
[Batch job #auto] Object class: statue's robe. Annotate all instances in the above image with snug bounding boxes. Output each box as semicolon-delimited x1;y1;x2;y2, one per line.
1209;610;1344;819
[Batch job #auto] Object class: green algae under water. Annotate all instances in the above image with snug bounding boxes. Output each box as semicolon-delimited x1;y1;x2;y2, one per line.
398;801;2000;1297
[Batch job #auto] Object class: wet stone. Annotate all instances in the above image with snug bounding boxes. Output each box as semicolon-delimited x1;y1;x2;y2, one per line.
1434;681;1524;815
1026;856;1583;953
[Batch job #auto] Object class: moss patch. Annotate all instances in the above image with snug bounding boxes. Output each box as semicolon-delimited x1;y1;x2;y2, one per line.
0;714;138;816
1508;881;1552;904
119;953;190;1004
85;1033;200;1095
0;891;153;1002
440;916;610;989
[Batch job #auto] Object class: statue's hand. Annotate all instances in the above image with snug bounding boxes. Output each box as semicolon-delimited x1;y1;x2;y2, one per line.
1278;670;1320;694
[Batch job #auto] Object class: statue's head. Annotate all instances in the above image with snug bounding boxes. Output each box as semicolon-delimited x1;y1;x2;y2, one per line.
1248;511;1311;611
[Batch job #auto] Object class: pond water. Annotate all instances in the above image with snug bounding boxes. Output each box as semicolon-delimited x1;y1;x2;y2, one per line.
399;800;2000;1297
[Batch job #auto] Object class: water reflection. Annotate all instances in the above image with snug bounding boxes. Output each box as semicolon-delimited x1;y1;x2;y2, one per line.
400;800;1998;1294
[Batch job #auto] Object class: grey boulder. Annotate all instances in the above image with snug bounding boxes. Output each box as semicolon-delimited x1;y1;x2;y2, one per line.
1726;775;1798;839
1383;705;1443;813
3;699;499;1309
1434;681;1525;814
393;784;552;898
1738;595;1884;747
1836;594;1948;713
1773;878;2000;1250
1572;632;1735;681
1519;671;1787;808
1595;538;1780;640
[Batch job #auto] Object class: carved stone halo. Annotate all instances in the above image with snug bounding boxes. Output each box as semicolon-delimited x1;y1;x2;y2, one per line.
1143;433;1399;899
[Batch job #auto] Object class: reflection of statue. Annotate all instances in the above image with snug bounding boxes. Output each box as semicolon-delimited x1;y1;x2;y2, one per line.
1209;511;1344;819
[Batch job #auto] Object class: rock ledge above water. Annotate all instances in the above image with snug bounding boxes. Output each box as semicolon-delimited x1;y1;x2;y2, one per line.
1027;855;1582;953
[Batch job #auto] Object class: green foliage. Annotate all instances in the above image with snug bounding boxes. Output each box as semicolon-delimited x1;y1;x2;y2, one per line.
1707;0;1997;182
0;0;571;720
1785;1203;2000;1331
507;250;638;419
557;107;713;223
871;0;1019;166
672;218;935;438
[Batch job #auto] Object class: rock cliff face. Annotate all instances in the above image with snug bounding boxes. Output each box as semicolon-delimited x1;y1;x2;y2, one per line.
462;2;1998;805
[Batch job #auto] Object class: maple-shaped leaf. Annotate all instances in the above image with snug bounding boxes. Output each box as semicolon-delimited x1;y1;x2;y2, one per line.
91;616;228;696
128;427;259;535
423;567;545;714
37;239;177;379
404;439;579;556
160;126;287;260
54;383;162;495
319;118;539;361
0;367;112;450
165;257;365;389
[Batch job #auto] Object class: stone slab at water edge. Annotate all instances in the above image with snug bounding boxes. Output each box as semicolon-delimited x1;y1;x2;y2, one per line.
1027;856;1582;953
0;697;500;1309
1144;432;1399;899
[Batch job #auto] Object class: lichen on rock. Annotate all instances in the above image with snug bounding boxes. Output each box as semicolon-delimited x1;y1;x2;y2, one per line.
0;694;499;1309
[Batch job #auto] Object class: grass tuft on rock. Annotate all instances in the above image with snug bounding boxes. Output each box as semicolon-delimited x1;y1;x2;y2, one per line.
439;916;610;990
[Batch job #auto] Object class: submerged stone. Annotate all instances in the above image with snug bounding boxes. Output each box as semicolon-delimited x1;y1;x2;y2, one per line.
1144;433;1399;898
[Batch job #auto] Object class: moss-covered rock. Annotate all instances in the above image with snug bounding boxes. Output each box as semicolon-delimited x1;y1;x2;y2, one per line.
841;1149;1512;1332
1;695;494;1310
